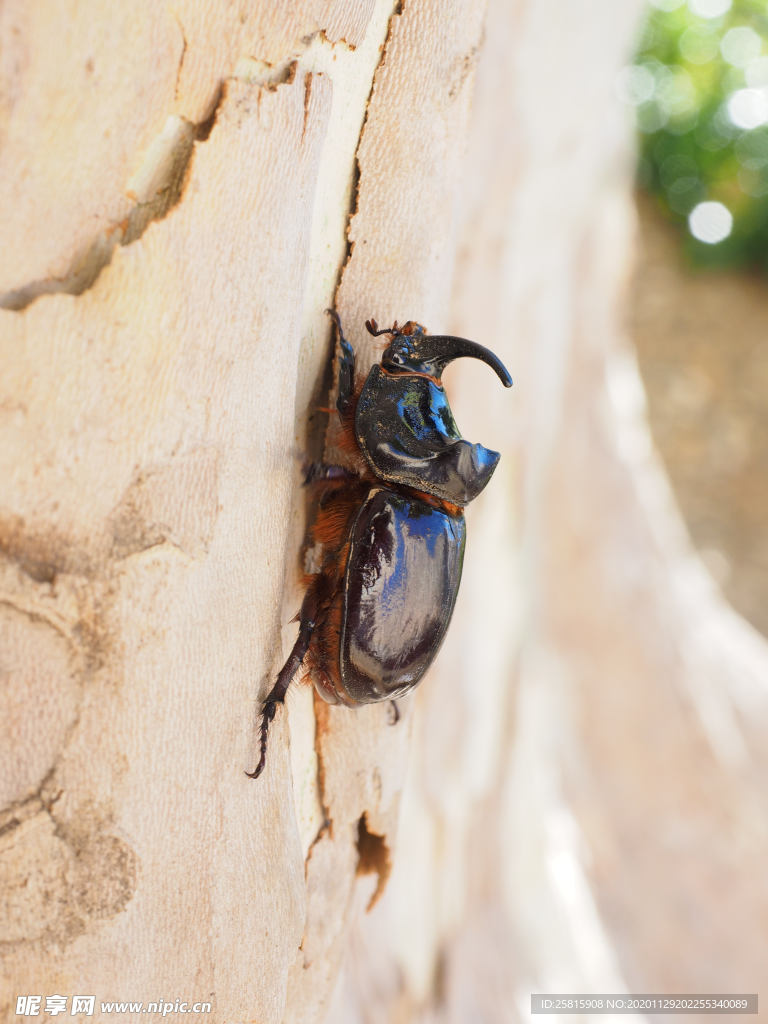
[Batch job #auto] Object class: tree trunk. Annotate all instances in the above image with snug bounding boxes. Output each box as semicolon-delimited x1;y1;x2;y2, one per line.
4;1;768;1023
1;0;484;1019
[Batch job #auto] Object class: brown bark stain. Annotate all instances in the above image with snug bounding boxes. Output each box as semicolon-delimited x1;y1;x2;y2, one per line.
355;811;391;910
0;449;221;949
0;516;96;582
109;448;220;561
0;606;80;809
0;797;138;950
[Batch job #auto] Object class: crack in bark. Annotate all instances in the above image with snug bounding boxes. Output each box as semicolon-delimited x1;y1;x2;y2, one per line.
172;12;188;105
0;595;74;648
331;0;404;316
313;0;404;432
0;31;333;315
317;27;358;53
234;55;298;92
311;693;335;842
302;0;406;864
0;795;45;842
0;766;64;837
302;72;314;142
0;97;224;313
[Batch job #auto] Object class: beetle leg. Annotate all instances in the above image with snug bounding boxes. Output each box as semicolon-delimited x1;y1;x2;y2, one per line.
246;589;319;780
303;461;358;486
387;700;400;726
326;309;357;416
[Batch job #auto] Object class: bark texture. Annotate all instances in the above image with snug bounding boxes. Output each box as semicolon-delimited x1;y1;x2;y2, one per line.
4;1;768;1023
0;0;482;1020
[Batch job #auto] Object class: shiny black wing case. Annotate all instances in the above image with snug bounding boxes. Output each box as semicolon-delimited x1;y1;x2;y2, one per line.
340;487;466;703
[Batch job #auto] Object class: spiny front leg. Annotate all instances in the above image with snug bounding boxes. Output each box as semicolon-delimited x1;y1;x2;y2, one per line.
246;589;319;780
326;309;356;417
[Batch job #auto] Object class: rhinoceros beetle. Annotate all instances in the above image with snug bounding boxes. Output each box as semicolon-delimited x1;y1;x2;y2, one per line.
247;311;512;779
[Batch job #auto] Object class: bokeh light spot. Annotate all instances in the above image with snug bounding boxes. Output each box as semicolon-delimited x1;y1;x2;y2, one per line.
656;66;697;118
688;201;733;242
727;88;768;128
688;0;732;16
680;25;720;64
661;154;699;187
721;26;762;67
738;166;768;195
637;103;669;133
735;127;768;167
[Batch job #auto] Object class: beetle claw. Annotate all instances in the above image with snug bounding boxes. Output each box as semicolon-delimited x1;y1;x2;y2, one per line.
245;700;277;779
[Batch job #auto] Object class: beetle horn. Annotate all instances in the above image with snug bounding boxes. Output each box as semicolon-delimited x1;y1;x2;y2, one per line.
425;335;513;387
382;331;513;388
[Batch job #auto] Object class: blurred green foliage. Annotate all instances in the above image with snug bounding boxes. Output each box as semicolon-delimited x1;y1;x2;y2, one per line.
631;0;768;269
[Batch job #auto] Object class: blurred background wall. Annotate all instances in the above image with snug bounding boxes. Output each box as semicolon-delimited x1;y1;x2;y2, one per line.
327;0;768;1020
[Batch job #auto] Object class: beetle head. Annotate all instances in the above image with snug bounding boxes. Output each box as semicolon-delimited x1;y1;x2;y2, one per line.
366;318;512;388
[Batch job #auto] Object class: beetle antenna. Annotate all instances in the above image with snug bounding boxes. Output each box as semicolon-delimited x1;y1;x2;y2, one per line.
365;318;400;337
